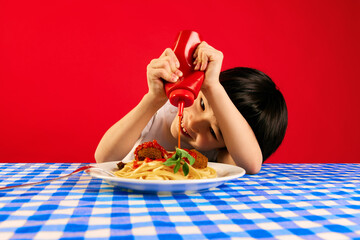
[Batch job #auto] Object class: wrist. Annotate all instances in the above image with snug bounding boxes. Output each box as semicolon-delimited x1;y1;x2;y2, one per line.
143;92;167;109
201;81;224;97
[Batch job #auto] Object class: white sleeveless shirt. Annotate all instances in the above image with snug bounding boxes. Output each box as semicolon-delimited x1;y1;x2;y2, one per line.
122;101;219;162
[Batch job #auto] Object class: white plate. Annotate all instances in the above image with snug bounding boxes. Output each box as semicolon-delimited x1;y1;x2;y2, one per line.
86;161;246;193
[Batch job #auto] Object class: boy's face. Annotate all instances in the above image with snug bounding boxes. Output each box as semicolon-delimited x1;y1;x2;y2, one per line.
170;91;226;151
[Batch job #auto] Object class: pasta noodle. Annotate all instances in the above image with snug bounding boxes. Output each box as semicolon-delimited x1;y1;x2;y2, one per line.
114;160;217;180
113;140;217;180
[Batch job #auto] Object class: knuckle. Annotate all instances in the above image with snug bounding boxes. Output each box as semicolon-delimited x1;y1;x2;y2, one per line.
199;41;207;48
165;48;173;54
159;69;167;77
164;57;176;68
163;56;171;62
218;50;224;58
163;60;171;69
156;60;168;69
149;59;158;67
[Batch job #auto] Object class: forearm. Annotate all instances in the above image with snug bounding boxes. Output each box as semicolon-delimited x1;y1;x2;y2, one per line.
202;83;262;174
95;93;165;163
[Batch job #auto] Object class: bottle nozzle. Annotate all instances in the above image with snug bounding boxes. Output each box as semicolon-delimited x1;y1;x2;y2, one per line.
178;101;184;117
168;89;194;109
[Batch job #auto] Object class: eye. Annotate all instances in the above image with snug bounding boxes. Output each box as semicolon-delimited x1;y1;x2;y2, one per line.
210;127;217;140
200;98;205;110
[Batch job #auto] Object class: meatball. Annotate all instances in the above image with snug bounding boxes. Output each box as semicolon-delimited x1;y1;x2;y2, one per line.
134;140;168;161
137;147;163;161
189;149;208;169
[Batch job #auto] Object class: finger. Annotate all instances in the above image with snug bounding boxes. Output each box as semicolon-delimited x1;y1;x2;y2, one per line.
151;57;182;79
195;61;200;70
150;59;172;74
200;52;208;71
200;60;208;72
166;55;182;77
201;41;208;47
193;45;199;59
162;48;180;69
160;48;172;58
162;49;183;77
165;53;179;72
194;49;203;70
174;69;183;77
154;69;178;83
149;59;178;82
193;52;199;66
163;56;183;77
193;41;206;59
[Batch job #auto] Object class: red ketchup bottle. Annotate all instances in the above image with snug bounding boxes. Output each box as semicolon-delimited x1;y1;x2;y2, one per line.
164;30;205;117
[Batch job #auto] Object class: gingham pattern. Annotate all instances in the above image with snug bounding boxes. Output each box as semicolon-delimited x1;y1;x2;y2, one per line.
0;163;359;240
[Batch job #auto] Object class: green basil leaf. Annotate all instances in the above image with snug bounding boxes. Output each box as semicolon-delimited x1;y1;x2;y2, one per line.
182;162;189;176
176;148;195;165
167;152;179;161
163;148;196;176
174;162;181;173
163;159;178;166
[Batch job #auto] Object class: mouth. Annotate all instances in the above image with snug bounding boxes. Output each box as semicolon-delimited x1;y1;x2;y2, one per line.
180;116;192;139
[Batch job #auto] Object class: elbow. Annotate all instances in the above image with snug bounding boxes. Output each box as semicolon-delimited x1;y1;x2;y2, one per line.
245;163;262;175
94;146;123;163
219;150;262;175
244;152;263;175
94;152;102;163
94;147;105;163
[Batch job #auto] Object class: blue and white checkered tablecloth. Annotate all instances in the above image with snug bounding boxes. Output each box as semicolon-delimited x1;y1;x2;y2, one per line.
0;163;359;240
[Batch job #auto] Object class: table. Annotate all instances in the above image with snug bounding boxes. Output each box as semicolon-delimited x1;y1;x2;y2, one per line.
0;163;359;240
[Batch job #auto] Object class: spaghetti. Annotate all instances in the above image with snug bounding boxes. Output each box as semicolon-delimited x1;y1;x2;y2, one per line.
114;140;217;180
114;159;216;180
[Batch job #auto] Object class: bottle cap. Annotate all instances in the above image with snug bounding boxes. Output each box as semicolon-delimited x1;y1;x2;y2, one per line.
168;89;194;108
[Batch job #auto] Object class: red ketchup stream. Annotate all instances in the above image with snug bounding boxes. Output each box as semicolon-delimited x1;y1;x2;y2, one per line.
164;30;205;149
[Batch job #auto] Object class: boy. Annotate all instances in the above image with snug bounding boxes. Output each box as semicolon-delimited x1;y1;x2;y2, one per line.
95;42;287;174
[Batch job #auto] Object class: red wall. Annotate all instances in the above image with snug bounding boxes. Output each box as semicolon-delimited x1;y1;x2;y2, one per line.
1;0;359;163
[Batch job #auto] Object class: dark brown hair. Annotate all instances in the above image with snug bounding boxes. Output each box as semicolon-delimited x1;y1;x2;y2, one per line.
220;67;288;161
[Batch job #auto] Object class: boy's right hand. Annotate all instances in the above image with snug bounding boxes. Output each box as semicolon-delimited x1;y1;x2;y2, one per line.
146;48;183;102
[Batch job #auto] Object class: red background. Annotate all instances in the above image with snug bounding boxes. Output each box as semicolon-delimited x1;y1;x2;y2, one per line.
1;0;359;163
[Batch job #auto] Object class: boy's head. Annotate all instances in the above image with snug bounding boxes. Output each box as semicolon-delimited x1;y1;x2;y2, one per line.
220;67;288;162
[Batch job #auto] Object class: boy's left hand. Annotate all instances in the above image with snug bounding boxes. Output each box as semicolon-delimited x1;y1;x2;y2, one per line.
193;41;224;89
